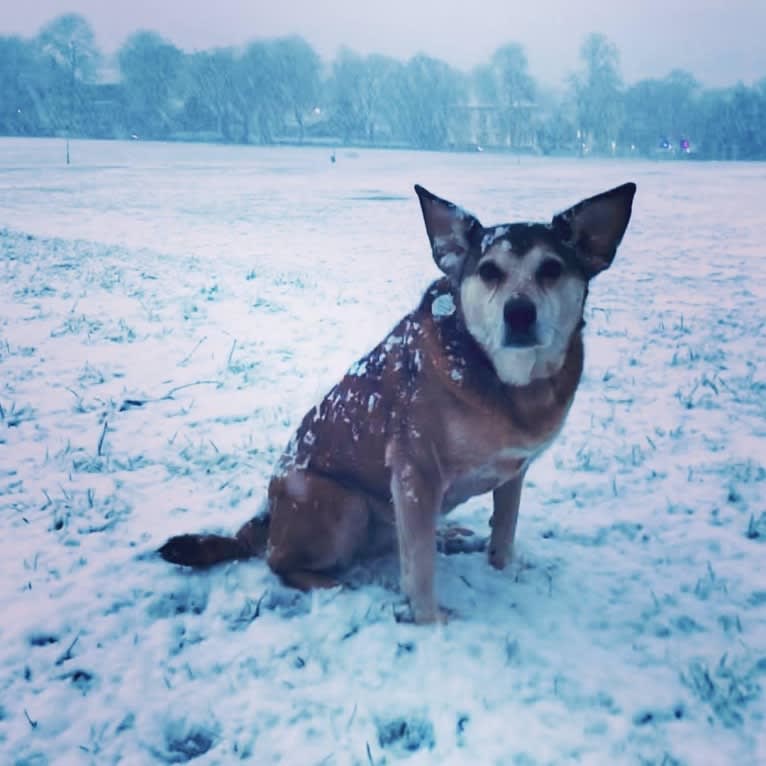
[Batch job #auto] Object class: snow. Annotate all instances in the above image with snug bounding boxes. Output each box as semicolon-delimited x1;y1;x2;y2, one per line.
1;137;765;765
431;293;456;318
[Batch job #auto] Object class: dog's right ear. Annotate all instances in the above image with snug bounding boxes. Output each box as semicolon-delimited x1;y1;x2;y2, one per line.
415;185;481;281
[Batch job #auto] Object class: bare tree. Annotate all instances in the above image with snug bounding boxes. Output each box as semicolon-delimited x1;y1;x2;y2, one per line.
119;31;182;138
37;14;101;158
271;36;321;143
241;41;282;143
622;70;699;154
474;43;535;148
0;36;46;134
390;55;464;149
37;13;100;83
183;49;241;142
328;48;366;143
571;33;623;154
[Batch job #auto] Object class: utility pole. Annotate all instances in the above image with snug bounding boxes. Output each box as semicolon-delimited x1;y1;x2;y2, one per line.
66;40;76;165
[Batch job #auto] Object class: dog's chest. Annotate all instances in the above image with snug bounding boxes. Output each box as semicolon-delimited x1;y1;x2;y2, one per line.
442;447;531;511
439;409;555;511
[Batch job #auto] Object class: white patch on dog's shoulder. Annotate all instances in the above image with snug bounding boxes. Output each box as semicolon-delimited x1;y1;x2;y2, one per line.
431;293;456;318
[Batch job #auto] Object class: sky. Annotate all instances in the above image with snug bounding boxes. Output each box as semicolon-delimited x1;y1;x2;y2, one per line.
4;1;766;88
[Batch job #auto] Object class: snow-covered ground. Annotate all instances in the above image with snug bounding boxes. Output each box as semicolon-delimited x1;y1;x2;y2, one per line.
1;137;764;765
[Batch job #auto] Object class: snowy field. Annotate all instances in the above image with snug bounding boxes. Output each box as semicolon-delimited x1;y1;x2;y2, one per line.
1;137;765;765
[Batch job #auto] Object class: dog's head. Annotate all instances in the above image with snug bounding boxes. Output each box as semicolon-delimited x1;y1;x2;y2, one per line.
415;182;636;386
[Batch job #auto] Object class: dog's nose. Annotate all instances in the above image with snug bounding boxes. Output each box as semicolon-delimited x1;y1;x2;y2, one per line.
504;296;537;334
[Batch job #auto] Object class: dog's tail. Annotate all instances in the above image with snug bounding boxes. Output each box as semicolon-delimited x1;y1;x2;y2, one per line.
158;513;270;568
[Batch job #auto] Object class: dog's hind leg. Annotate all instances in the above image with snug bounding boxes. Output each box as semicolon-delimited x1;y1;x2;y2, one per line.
266;469;372;588
489;471;526;570
235;513;270;555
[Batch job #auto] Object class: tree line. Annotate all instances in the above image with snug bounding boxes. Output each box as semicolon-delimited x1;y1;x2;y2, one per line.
1;13;765;160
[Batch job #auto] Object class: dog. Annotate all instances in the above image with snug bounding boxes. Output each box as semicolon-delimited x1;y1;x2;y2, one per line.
160;182;636;623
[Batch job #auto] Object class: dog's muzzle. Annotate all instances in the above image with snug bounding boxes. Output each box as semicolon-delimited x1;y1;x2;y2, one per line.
503;296;538;347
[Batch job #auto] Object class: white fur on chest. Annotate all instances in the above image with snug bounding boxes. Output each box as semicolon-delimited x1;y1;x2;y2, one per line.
442;446;532;510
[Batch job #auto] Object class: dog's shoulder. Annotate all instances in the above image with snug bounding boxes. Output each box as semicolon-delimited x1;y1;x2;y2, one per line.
410;278;510;395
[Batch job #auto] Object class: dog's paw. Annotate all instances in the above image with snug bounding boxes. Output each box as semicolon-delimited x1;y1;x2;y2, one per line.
436;526;487;555
394;600;453;625
417;606;454;625
488;543;512;571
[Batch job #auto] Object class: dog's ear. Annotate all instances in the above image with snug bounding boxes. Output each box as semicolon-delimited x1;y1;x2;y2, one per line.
415;184;481;281
552;182;636;277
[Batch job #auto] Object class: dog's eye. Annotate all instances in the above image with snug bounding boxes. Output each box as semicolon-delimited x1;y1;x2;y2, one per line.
537;259;563;283
478;261;504;284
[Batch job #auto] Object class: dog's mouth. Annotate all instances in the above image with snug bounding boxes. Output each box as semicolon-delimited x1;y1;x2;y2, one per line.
503;328;539;348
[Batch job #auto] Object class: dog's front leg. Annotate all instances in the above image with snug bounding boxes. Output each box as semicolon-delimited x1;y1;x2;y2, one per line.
489;470;526;570
390;460;443;624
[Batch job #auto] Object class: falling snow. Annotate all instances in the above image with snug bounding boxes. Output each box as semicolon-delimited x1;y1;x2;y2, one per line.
0;138;764;765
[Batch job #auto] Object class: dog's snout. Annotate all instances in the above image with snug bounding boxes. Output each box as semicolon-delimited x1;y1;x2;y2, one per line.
503;296;538;348
504;296;537;333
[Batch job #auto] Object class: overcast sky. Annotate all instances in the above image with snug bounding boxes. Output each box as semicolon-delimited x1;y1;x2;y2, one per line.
5;1;766;88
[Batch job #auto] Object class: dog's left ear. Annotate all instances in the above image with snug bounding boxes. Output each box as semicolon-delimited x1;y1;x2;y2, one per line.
415;184;481;281
552;182;636;278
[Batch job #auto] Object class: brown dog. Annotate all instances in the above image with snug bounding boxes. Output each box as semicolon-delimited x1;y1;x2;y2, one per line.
160;182;636;623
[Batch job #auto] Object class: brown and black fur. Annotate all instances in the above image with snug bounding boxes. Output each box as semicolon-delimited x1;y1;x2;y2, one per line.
160;182;636;623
